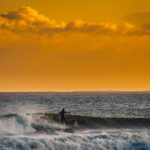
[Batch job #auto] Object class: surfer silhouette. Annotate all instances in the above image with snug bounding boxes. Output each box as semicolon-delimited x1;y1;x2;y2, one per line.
59;108;69;124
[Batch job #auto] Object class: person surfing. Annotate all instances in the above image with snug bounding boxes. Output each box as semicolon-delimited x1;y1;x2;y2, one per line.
59;108;70;124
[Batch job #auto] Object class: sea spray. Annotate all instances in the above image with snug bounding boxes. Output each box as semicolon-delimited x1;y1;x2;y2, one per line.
0;115;35;135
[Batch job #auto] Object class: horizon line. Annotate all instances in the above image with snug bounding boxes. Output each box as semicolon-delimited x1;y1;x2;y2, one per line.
0;90;150;93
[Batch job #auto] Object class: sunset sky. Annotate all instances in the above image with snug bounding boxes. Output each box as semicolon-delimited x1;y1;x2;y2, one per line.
0;0;150;91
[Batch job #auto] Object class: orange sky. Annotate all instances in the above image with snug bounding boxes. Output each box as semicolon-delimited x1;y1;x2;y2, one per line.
0;1;150;91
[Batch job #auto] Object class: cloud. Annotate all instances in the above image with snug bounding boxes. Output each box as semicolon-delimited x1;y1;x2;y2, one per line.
0;6;66;33
125;11;150;25
124;11;150;35
0;6;150;37
0;5;143;36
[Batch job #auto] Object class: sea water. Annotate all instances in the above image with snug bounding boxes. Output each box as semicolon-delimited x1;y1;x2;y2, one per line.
0;92;150;150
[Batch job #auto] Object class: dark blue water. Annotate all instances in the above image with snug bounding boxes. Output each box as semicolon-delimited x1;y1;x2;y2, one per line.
0;92;150;117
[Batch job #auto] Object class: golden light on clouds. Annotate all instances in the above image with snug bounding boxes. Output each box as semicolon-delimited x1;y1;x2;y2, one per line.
0;5;150;91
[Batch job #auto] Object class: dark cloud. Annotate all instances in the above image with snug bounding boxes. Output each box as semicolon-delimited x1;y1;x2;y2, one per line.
125;11;150;25
0;12;21;20
124;11;150;35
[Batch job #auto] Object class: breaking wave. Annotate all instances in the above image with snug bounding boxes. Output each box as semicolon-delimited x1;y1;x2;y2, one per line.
0;114;150;150
43;113;150;128
0;114;67;136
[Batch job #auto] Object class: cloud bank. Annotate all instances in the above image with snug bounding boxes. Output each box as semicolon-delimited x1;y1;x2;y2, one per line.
0;6;150;35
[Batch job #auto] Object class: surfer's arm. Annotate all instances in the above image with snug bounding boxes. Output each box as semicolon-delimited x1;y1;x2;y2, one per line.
64;111;70;114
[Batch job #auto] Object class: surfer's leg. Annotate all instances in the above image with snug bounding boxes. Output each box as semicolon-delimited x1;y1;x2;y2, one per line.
64;118;67;124
61;117;63;124
61;117;65;124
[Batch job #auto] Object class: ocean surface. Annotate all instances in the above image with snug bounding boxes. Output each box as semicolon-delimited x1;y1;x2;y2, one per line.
0;92;150;150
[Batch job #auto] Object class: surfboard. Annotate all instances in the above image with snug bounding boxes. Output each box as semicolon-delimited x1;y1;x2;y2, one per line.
64;125;78;133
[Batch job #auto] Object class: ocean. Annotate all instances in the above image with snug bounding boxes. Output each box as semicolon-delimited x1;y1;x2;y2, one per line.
0;92;150;150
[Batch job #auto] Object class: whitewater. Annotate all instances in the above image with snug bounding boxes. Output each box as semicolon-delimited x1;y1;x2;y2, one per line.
0;92;150;150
